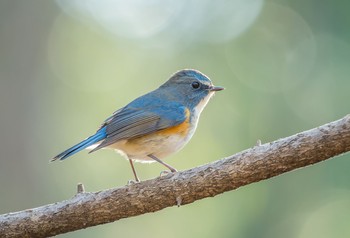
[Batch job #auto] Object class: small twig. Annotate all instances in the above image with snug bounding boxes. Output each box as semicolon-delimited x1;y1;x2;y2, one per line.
77;183;85;194
255;139;262;146
176;196;182;207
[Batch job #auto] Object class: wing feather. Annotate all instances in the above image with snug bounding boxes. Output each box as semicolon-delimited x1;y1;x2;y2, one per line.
90;103;187;152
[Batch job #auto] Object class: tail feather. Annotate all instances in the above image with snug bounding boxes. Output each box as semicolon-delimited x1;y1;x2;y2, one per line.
51;128;107;161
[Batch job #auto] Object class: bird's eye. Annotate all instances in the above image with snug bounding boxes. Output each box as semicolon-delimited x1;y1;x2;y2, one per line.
191;81;200;89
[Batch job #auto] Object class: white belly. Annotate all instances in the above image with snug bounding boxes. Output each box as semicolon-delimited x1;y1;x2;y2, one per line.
107;128;195;163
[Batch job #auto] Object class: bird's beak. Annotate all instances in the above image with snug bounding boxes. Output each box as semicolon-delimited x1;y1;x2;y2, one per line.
210;86;225;92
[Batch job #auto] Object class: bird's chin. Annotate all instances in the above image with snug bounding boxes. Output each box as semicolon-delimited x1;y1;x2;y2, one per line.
194;92;215;116
207;91;216;99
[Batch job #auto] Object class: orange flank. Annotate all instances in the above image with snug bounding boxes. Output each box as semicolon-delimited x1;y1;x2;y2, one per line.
157;108;190;137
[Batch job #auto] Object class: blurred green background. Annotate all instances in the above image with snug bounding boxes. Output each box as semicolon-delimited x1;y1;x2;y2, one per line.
1;0;350;237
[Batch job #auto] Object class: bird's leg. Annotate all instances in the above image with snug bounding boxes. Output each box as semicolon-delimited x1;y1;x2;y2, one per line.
148;154;178;173
128;159;140;183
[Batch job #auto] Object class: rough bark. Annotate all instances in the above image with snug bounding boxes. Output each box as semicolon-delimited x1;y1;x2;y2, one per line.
1;115;350;238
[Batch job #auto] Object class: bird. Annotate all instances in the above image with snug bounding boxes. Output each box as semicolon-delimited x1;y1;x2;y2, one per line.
51;69;224;182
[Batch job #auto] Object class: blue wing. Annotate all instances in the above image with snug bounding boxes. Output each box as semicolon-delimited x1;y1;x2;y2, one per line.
90;93;188;152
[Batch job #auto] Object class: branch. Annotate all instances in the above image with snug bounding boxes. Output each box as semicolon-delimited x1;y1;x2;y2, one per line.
1;115;350;237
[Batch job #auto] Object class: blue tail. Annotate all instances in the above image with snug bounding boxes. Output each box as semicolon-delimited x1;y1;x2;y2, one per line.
51;127;107;161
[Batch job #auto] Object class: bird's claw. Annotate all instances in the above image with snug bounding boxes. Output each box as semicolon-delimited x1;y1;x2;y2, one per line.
127;179;140;185
159;169;177;177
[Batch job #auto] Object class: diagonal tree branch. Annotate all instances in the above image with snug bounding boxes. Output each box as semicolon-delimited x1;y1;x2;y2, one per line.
1;115;350;238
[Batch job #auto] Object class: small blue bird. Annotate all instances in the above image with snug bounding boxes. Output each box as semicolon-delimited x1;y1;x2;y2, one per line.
52;69;224;182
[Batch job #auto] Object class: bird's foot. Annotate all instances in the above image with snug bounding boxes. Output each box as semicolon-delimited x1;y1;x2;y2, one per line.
159;168;177;177
127;179;140;185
